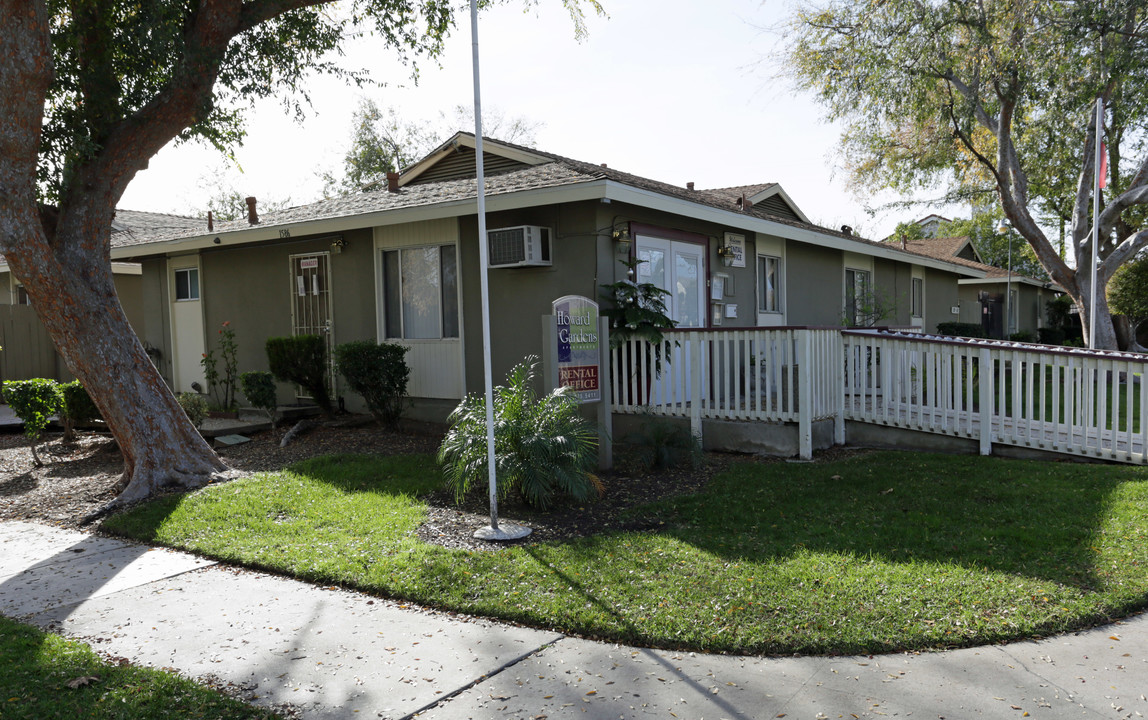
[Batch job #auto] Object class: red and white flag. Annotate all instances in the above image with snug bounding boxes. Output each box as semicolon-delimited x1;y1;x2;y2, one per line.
1099;142;1108;189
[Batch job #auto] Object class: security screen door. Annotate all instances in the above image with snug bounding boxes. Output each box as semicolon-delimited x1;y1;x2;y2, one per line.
289;252;335;400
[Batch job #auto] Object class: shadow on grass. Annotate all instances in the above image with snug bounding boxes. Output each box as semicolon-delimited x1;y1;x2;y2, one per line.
656;450;1145;590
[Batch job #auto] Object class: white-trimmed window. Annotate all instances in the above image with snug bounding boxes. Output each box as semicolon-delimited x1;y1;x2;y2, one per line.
845;268;872;326
911;277;924;318
757;255;782;313
174;267;200;301
15;284;31;306
382;245;459;339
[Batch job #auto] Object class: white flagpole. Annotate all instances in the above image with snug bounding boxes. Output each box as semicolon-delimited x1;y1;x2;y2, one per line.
469;0;529;541
1090;97;1103;350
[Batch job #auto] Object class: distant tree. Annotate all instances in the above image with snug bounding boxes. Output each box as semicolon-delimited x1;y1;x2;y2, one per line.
891;221;925;245
1108;253;1148;346
938;214;1047;279
321;99;544;196
194;167;290;222
783;0;1148;349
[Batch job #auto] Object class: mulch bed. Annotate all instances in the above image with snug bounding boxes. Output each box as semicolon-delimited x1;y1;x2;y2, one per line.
1;416;869;549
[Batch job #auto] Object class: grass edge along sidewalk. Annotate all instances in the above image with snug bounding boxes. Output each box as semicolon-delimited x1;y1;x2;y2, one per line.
102;450;1148;657
0;615;277;720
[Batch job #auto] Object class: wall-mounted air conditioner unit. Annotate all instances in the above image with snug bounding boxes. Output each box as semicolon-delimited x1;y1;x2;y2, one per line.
487;225;552;268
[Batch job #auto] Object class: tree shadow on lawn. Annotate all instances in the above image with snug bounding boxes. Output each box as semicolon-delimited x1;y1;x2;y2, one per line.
657;450;1148;591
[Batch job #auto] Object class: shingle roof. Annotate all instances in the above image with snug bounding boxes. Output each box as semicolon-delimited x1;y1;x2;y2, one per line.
112;210;202;237
105;133;981;276
892;235;1049;284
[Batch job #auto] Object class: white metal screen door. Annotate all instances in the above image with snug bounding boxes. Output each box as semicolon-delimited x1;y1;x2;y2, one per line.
289;252;335;399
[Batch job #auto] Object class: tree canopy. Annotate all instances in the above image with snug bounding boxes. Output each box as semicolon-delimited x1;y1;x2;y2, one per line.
783;0;1148;349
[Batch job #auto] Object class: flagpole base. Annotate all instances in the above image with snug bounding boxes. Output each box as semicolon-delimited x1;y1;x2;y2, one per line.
474;522;532;541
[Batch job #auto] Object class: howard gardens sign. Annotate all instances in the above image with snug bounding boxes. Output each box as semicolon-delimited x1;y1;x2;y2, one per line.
552;295;601;403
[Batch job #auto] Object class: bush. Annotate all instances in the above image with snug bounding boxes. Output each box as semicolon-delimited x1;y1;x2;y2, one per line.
2;379;61;466
177;392;209;429
935;322;987;338
1037;327;1066;345
438;356;600;510
265;335;333;416
335;340;410;427
1009;330;1037;343
240;371;279;427
200;321;239;410
59;380;101;441
626;413;702;471
1046;295;1074;330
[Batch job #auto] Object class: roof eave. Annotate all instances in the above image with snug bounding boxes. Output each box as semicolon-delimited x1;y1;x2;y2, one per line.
600;181;985;277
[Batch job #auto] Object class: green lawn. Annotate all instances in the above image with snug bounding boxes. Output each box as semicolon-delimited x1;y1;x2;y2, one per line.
0;615;277;720
102;450;1148;656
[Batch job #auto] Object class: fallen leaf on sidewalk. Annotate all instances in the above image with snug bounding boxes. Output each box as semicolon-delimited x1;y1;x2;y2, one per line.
66;676;100;689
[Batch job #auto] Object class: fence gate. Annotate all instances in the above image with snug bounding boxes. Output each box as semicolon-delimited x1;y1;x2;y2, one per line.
289;252;335;400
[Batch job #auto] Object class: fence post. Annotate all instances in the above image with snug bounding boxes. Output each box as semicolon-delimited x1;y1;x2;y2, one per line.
834;331;846;445
979;347;992;456
798;330;813;459
690;334;703;442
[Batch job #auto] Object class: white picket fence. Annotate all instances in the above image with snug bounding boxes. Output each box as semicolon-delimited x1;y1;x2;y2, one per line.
611;326;1148;463
611;328;845;457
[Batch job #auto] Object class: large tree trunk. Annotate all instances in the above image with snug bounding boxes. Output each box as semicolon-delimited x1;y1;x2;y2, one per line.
6;231;230;508
1;0;235;511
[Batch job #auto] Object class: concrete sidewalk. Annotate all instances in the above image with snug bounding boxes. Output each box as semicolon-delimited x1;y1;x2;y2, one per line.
1;520;1145;719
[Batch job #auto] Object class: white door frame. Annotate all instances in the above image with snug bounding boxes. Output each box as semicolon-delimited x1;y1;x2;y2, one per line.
756;234;787;327
168;255;206;393
634;235;706;328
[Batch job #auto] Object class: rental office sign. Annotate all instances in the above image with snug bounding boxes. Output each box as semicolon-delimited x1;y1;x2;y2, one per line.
552;295;600;402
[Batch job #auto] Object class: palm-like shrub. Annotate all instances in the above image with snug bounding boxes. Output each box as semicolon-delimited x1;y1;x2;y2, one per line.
438;357;600;510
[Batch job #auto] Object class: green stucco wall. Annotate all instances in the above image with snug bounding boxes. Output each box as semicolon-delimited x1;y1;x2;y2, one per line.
785;243;843;326
924;268;960;333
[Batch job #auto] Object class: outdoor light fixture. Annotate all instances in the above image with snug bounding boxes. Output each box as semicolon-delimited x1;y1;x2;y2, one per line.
330;237;345;254
612;228;632;256
717;245;736;267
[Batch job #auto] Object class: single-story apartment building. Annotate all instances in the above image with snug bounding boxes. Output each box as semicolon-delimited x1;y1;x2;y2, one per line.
110;133;989;421
891;234;1060;339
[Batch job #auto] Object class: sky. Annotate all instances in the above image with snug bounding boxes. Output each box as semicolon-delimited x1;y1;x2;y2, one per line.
118;0;967;240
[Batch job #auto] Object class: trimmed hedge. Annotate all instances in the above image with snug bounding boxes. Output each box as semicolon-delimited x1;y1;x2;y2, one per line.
334;340;410;427
935;322;987;338
266;335;333;416
178;392;209;429
59;380;101;440
240;371;279;426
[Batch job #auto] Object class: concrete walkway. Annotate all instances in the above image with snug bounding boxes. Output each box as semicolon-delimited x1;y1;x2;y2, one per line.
1;520;1145;719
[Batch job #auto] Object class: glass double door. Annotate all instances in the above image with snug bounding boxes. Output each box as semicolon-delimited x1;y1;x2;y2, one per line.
633;236;705;328
633;236;706;406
